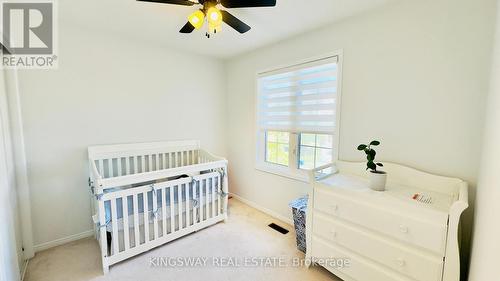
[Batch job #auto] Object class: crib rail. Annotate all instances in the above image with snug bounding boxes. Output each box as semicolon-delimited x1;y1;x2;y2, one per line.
88;140;200;162
95;158;226;193
91;149;200;179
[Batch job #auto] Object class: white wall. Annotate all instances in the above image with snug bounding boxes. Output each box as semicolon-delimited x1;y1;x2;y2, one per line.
468;1;500;279
225;0;496;276
17;24;227;248
0;68;23;281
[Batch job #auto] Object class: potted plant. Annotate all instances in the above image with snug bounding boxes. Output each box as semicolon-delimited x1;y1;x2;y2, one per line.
357;140;387;191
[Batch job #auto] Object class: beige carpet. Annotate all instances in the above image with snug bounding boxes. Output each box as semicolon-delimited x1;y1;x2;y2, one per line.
25;198;339;281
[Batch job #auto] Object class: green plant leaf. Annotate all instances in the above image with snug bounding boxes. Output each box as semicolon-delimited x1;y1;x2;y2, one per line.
376;163;384;167
370;140;380;146
357;144;367;151
367;149;376;158
367;161;376;171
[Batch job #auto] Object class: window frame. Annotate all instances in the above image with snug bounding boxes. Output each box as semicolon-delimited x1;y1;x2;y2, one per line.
298;133;335;170
255;51;344;182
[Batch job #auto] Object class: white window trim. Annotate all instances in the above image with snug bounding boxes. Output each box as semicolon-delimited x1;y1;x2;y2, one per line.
254;50;344;182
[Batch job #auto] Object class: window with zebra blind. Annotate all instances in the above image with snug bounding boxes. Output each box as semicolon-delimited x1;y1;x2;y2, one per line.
255;54;342;181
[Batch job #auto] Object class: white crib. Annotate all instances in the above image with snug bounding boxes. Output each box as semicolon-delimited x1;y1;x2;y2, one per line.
88;140;228;273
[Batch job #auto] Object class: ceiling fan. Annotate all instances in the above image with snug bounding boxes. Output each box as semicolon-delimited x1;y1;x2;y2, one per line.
137;0;277;37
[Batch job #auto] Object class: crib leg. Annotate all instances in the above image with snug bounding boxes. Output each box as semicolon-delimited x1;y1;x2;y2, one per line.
102;261;109;274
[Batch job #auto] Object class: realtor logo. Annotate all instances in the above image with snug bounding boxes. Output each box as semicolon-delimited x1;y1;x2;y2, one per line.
1;1;58;69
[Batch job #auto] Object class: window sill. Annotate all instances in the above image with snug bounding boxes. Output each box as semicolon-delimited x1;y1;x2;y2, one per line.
255;163;310;183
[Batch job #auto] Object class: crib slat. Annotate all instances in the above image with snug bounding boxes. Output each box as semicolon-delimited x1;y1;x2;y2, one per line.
169;186;175;233
193;181;198;225
125;157;130;176
122;196;130;251
156;154;160;171
170;153;174;168
180;152;184;167
133;194;140;247
111;199;119;255
211;178;216;218
162;187;167;236
199;180;204;221
134;157;138;174
98;159;104;177
152;188;158;240
117;158;122;176
186;181;190;226
178;184;183;229
141;156;146;173
217;174;221;216
198;180;202;223
108;159;113;178
148;155;153;172
143;191;150;242
205;179;209;220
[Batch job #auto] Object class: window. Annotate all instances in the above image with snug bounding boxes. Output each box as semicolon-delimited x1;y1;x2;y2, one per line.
266;131;290;166
256;55;341;181
299;133;333;170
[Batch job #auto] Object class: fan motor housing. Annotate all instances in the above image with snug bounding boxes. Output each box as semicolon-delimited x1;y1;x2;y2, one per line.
199;0;218;7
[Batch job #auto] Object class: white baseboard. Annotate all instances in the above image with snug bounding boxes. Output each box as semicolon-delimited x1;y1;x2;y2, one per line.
33;230;94;253
230;193;294;226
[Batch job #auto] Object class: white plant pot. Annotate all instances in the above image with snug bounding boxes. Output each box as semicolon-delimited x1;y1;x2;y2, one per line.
369;171;387;191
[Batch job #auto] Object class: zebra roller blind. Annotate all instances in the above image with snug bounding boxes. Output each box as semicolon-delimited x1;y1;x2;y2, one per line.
257;56;339;134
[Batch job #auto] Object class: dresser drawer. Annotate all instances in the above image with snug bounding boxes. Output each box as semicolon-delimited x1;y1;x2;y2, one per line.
311;236;414;281
314;188;448;255
313;213;443;281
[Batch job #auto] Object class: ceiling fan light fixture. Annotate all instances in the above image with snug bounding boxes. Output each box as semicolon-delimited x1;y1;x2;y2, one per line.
188;10;205;29
207;7;222;26
137;0;274;35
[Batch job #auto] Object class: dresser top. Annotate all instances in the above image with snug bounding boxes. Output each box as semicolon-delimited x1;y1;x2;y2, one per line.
311;161;468;214
319;173;455;212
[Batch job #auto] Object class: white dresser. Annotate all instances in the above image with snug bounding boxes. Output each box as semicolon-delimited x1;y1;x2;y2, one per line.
305;161;468;281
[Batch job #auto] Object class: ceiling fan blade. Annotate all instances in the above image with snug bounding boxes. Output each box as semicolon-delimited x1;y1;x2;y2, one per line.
179;22;196;33
220;0;276;8
221;10;251;34
137;0;195;6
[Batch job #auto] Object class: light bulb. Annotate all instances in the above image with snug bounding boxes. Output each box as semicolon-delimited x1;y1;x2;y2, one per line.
210;11;219;21
188;10;205;29
207;7;222;26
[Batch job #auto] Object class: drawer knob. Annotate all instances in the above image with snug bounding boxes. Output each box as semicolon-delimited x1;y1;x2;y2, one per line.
330;204;339;211
330;229;337;237
399;225;409;233
396;258;406;267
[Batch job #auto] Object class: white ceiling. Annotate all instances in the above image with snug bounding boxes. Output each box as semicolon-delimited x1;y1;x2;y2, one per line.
60;0;394;59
